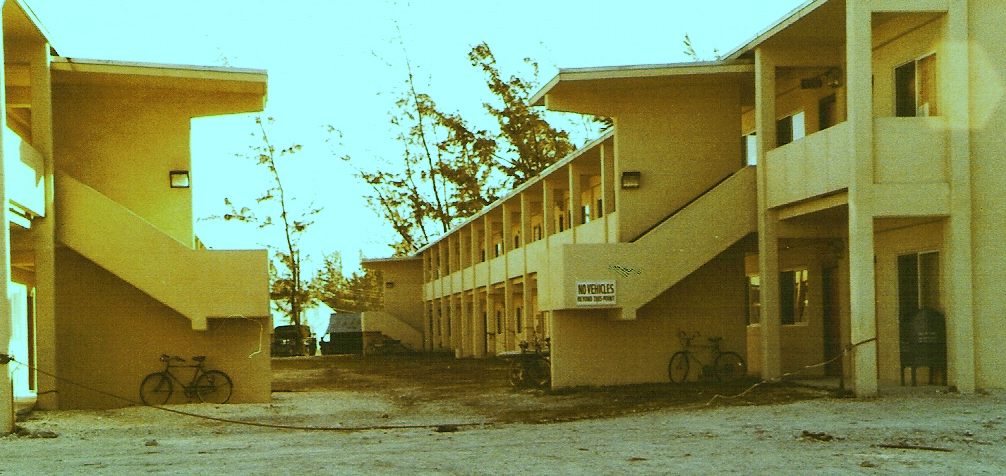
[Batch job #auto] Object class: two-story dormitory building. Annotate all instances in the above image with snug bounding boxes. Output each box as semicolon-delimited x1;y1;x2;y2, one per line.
363;0;1006;397
0;0;271;429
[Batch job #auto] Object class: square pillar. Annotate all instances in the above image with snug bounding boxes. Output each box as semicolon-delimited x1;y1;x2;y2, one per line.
754;47;782;382
942;0;976;393
846;0;878;397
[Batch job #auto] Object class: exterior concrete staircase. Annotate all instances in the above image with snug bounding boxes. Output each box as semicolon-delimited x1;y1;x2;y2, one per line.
551;166;757;319
54;172;269;330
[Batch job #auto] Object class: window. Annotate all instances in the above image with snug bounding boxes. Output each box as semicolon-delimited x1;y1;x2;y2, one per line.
596;198;604;219
513;233;521;249
819;94;838;130
746;275;761;325
581;204;590;224
495;310;503;335
742;133;758;166
532;225;542;241
776;111;805;146
745;268;809;325
898;251;941;316
515;307;523;333
896;54;938;117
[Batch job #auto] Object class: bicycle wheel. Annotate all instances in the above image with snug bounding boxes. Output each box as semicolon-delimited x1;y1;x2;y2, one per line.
195;370;233;404
714;352;747;383
668;352;691;383
525;358;551;389
139;372;173;405
507;360;525;387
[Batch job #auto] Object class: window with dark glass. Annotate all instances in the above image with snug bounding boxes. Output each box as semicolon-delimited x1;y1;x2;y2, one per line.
896;54;938;117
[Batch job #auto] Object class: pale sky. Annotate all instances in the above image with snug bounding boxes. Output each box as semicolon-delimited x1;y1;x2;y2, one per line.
28;0;805;274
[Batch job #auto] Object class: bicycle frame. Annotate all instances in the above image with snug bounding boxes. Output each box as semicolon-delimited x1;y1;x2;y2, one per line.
161;359;208;397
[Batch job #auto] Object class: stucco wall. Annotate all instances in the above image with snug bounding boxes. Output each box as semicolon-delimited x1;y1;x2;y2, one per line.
550;248;746;388
52;83;222;246
969;0;1006;389
613;83;742;241
53;248;271;409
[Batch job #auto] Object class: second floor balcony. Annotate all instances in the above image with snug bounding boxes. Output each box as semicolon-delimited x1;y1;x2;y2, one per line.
765;116;948;209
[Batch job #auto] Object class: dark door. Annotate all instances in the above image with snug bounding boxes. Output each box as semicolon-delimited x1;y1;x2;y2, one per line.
822;266;842;376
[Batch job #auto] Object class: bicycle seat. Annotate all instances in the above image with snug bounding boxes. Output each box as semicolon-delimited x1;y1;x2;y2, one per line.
192;355;207;362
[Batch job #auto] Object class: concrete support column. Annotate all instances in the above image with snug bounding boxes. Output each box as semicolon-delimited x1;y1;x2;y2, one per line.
600;141;616;239
519;192;530;251
486;288;497;354
502;202;513;256
30;39;56;410
568;163;582;242
423;301;432;351
472;292;485;358
846;0;878;397
542;180;555;239
503;279;513;351
449;295;460;355
483;216;493;261
0;10;14;433
942;0;976;393
437;298;447;350
754;47;783;382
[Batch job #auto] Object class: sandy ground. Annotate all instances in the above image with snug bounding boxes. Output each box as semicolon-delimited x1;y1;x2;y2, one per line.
3;355;1005;474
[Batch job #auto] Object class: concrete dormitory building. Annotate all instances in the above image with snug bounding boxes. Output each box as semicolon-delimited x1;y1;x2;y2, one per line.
1;0;272;431
365;0;1006;397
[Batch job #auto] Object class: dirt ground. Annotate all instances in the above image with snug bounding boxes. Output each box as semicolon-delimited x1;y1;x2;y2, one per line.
3;354;1005;474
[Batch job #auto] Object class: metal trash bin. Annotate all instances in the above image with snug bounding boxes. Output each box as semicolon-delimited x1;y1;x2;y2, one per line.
899;308;947;386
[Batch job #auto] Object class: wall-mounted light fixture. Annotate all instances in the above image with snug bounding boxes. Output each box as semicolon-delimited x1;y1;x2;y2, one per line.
385;281;395;289
621;171;641;189
169;170;191;189
800;67;843;90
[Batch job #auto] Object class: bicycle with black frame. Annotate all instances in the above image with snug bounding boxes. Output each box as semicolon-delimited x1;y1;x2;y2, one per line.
139;354;233;405
501;337;551;389
667;331;747;383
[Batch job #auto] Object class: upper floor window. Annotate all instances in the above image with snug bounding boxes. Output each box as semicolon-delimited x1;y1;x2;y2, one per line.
776;111;805;146
742;133;758;166
819;94;838;130
896;53;938;117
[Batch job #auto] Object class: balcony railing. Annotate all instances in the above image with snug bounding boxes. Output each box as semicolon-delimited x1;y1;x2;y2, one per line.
766;121;851;208
874;116;947;184
765;117;948;208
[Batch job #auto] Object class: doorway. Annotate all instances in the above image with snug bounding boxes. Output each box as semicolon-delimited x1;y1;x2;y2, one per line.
822;266;842;376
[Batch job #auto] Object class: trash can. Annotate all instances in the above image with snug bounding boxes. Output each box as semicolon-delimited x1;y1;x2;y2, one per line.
899;308;947;386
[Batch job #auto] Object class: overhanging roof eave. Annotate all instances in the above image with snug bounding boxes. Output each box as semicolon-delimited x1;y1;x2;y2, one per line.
531;60;755;106
51;57;268;86
723;0;828;60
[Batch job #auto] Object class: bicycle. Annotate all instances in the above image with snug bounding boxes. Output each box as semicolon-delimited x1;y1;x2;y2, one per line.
502;337;551;389
139;354;233;405
667;331;747;383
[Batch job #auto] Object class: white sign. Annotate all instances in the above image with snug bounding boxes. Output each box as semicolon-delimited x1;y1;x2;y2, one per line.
576;280;616;306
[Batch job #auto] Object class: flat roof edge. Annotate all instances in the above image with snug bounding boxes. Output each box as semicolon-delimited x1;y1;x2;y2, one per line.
361;256;423;264
51;57;268;82
531;60;755;106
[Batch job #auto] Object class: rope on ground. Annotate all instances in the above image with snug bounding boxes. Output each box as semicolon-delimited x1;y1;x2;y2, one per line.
703;337;878;406
2;355;489;433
